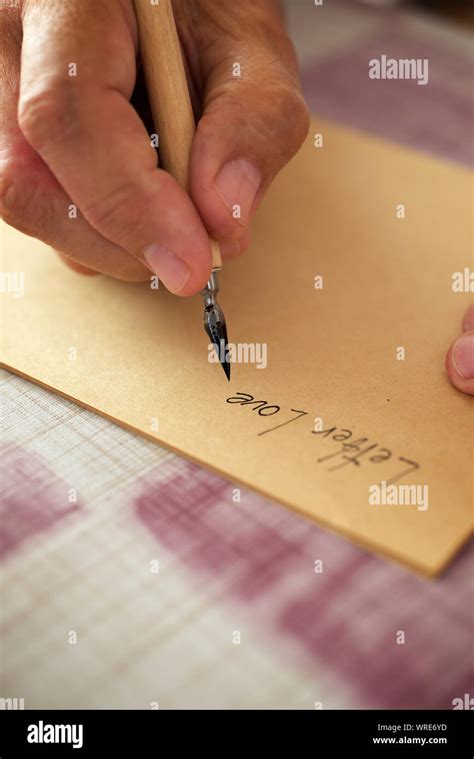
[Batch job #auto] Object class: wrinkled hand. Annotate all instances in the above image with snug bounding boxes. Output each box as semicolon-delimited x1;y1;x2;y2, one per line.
0;0;309;295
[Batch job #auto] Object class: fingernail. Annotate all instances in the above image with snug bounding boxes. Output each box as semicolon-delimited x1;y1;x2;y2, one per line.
453;334;474;379
143;244;191;293
213;159;261;226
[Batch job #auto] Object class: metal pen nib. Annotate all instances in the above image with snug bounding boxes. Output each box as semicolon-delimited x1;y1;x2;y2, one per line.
200;271;230;380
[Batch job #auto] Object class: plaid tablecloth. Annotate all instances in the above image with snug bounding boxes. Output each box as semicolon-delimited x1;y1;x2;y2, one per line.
1;0;472;709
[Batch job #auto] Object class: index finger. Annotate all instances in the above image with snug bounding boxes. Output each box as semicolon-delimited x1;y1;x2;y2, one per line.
18;0;212;295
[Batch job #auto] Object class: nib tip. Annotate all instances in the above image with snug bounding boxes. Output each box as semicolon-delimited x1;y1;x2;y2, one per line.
222;361;231;381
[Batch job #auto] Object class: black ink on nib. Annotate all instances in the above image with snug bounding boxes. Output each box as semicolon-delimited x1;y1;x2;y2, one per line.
219;320;231;381
201;271;231;381
204;306;231;381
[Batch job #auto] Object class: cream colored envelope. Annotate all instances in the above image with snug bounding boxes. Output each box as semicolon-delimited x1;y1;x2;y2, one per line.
2;118;472;576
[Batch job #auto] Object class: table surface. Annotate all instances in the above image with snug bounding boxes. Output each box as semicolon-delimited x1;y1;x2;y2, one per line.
2;0;472;708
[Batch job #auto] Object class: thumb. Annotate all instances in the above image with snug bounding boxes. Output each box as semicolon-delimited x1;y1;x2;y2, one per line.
445;304;474;395
188;4;309;252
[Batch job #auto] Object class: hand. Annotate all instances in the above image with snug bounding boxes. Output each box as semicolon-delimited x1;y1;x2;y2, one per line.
0;0;309;295
445;304;474;396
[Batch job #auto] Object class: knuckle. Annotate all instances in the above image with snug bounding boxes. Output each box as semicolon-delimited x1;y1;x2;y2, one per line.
204;71;310;166
290;92;311;149
0;154;40;235
273;81;311;152
81;182;141;244
18;83;79;151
